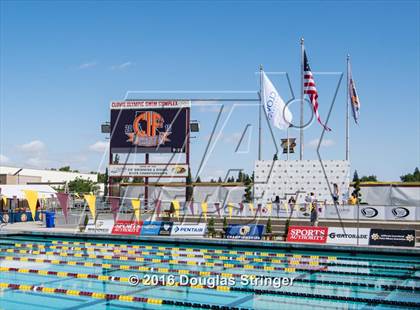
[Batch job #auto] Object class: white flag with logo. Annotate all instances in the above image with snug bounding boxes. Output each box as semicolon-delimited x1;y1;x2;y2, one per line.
262;71;292;130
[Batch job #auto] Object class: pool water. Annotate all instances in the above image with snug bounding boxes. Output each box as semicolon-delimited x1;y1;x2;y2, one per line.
0;235;419;309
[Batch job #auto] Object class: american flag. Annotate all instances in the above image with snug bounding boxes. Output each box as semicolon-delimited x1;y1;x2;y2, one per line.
349;66;360;124
303;51;331;131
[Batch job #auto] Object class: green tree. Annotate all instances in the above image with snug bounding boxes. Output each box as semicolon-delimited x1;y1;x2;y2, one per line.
196;176;201;183
97;168;109;198
352;170;362;203
266;217;272;234
59;166;71;172
207;218;216;236
400;167;420;182
236;171;243;182
243;177;252;202
186;168;193;201
68;177;99;194
217;177;222;183
360;175;378;182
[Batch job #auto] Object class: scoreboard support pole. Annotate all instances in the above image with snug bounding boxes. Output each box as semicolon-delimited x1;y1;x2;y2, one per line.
145;153;149;209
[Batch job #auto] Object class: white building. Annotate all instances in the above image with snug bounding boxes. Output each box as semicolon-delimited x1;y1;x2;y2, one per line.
0;166;97;184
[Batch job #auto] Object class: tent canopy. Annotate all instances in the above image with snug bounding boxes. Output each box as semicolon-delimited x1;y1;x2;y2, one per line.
0;184;57;199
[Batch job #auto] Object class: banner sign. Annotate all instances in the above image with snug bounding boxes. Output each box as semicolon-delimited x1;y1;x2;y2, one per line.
109;164;188;177
110;100;191;109
385;206;416;221
358;206;386;220
85;219;114;234
326;227;370;245
110;107;188;153
286;226;328;243
226;224;265;240
171;223;206;236
159;221;173;236
369;229;416;247
111;220;143;235
140;221;174;236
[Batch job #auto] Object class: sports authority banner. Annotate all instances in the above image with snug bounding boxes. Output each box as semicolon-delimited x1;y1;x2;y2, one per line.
326;227;370;245
111;220;143;235
84;219;114;234
171;223;206;236
226;224;265;240
287;226;328;243
110;104;189;153
109;164;188;177
110;100;191;109
369;229;416;247
140;221;173;236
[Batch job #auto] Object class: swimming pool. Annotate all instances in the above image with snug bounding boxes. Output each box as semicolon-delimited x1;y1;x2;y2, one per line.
0;235;419;309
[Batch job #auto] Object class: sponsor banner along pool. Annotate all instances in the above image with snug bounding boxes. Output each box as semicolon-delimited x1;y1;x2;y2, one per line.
226;224;265;240
140;221;174;236
171;223;206;236
286;226;328;243
369;228;416;247
111;220;143;235
84;219;114;234
326;227;370;245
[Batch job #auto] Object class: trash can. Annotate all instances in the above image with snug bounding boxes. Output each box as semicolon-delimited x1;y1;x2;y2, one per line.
45;211;55;228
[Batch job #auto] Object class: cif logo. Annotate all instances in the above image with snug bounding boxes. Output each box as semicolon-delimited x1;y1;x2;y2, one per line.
239;225;251;236
126;111;171;146
392;207;409;218
361;207;378;218
133;111;164;137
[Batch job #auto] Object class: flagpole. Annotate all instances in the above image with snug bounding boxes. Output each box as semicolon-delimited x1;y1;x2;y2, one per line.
287;127;290;161
300;38;304;160
346;54;350;161
259;65;263;161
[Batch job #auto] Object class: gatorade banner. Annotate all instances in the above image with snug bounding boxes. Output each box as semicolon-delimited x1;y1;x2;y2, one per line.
327;227;370;245
226;224;265;240
287;226;328;243
369;229;416;247
111;220;143;235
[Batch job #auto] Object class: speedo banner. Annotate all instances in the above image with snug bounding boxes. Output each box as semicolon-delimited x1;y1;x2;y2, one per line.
110;106;188;153
369;229;416;247
226;224;265;240
111;220;143;235
287;226;328;243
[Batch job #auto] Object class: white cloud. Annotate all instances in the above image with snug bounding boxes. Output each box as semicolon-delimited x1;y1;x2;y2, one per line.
309;138;335;148
78;62;97;70
20;140;45;153
89;141;109;153
111;62;134;70
0;154;10;164
26;157;50;168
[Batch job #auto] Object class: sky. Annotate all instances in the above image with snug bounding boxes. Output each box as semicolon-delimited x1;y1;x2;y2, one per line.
0;0;419;181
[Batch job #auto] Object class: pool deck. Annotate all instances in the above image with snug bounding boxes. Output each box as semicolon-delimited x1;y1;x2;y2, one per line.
1;221;419;256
